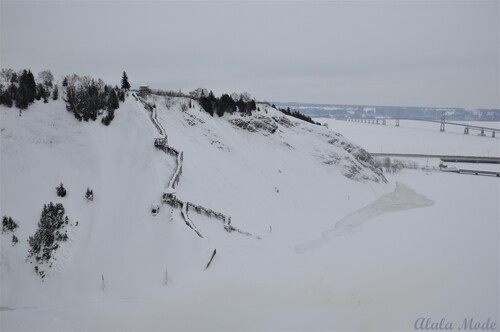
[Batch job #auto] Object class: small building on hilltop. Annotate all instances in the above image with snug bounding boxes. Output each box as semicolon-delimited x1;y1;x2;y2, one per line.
139;85;150;96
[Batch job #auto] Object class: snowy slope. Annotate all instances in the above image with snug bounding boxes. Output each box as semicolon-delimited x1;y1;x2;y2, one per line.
142;95;387;241
1;94;497;330
0;97;216;309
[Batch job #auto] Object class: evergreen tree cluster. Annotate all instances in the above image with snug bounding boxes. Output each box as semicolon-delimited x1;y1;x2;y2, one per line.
2;216;18;233
64;76;123;124
28;202;69;263
199;91;257;117
0;69;128;124
0;69;37;109
278;107;319;125
35;83;50;103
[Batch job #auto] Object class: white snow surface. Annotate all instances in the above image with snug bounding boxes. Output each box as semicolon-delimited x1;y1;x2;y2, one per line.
0;97;498;330
319;118;500;156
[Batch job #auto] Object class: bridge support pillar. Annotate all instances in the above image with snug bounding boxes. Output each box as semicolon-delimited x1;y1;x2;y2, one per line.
464;127;469;135
395;118;399;127
440;114;445;132
480;128;485;136
493;131;496;138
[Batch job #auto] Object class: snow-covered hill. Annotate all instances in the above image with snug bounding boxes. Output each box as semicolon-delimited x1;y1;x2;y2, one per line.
3;93;496;330
0;93;391;327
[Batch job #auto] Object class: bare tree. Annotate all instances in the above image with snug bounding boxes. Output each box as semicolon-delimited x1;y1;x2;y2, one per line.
189;87;208;99
37;70;54;88
0;68;15;83
383;157;392;172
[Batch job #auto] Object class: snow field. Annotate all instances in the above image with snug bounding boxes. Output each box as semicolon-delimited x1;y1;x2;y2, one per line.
1;97;498;330
318;118;500;156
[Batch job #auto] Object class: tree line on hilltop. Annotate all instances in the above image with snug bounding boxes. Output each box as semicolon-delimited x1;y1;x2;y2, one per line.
1;69;318;126
275;105;319;125
0;69;132;126
0;69;57;108
198;90;257;117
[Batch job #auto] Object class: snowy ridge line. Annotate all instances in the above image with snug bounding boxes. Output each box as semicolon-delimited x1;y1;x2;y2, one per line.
134;92;260;239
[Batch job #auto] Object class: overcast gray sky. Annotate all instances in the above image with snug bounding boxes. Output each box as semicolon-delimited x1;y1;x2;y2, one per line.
1;0;498;108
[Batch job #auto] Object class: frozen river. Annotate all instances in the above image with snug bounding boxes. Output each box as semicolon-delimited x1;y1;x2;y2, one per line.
317;118;500;156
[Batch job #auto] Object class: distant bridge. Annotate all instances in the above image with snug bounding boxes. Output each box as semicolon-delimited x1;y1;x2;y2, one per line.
345;116;498;138
370;153;500;164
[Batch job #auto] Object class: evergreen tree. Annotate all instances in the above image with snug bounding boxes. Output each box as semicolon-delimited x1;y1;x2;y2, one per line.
2;216;18;233
102;89;118;125
216;93;236;116
86;82;100;121
208;90;216;102
56;183;67;197
36;83;45;100
52;85;58;100
26;70;37;103
237;97;247;114
215;103;225;117
65;85;77;115
15;70;37;109
10;72;18;84
121;71;130;90
0;84;15;107
15;70;29;109
85;188;94;201
107;89;119;111
62;77;68;87
200;92;216;116
199;96;214;116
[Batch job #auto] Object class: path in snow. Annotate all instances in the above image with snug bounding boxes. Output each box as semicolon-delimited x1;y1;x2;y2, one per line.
295;182;434;254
